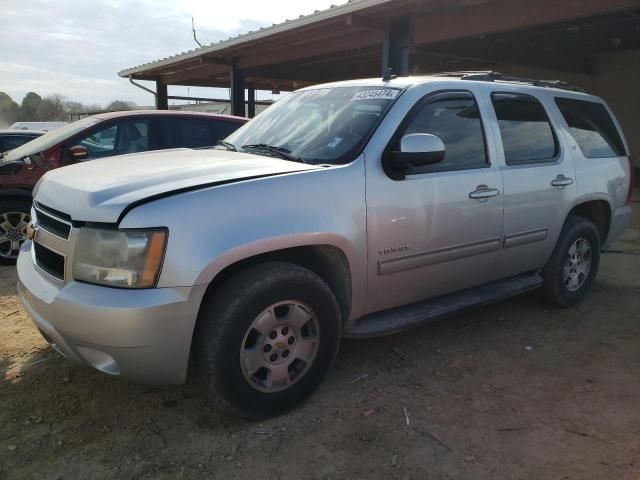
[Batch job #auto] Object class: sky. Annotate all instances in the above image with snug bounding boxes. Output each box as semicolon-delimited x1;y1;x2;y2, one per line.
1;0;345;107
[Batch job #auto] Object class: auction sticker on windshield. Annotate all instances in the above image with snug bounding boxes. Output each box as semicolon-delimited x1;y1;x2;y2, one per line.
351;88;399;102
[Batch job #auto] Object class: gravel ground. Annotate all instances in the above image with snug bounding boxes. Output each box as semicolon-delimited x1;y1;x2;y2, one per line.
1;217;639;479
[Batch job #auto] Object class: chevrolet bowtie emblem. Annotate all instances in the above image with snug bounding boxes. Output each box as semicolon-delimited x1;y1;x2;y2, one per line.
26;223;38;241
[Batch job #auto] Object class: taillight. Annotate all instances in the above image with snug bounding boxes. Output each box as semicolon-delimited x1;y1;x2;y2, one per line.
627;157;635;206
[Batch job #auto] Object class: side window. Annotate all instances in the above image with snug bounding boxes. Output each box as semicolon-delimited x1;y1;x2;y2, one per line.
555;98;626;158
77;124;118;159
397;91;488;173
115;120;149;155
2;135;37;151
75;120;149;160
159;118;219;149
180;119;215;148
492;93;558;165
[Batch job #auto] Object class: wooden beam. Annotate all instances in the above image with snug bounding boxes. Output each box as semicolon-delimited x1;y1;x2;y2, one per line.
160;63;229;85
200;56;232;66
230;66;246;117
412;0;640;45
346;14;386;31
417;43;594;73
156;81;168;110
235;29;384;70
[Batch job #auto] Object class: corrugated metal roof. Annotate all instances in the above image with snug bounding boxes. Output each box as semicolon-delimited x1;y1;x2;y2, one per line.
118;0;393;77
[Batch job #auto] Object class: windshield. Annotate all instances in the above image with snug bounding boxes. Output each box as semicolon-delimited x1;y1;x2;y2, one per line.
225;85;401;164
4;116;101;160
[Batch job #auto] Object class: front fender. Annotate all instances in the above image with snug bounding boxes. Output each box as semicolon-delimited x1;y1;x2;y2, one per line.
120;160;368;319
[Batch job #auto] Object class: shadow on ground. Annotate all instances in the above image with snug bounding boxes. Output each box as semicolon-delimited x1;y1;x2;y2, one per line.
1;228;639;479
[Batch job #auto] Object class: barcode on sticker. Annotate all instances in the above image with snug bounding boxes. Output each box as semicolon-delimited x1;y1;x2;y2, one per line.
351;89;399;102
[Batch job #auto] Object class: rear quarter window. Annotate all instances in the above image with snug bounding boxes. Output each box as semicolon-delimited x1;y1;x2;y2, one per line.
555;97;627;158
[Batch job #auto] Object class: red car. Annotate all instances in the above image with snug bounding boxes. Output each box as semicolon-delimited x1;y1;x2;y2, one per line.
0;110;247;264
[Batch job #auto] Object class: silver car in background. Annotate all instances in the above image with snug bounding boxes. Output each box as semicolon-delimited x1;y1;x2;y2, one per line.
17;73;632;418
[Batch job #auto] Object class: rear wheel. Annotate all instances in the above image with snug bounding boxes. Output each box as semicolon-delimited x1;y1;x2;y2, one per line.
0;200;31;265
195;262;342;419
543;216;600;307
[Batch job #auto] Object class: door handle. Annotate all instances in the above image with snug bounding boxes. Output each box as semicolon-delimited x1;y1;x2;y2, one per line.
469;185;500;200
551;175;574;188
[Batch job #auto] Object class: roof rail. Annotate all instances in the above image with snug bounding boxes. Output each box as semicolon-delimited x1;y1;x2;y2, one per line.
431;71;586;93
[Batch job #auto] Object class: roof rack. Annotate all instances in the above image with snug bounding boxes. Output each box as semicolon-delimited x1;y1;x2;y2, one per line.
431;71;586;93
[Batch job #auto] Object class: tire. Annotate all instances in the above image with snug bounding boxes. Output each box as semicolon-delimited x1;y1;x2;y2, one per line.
195;261;342;419
0;200;32;265
542;216;601;307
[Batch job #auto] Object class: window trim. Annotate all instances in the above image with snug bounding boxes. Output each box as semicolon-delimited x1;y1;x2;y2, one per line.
384;89;490;179
491;91;561;166
554;96;627;159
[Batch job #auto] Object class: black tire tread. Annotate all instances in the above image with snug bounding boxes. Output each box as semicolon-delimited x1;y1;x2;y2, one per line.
542;215;600;307
194;261;341;419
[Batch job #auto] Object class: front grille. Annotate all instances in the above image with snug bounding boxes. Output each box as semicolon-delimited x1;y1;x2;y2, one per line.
34;202;72;221
35;208;71;240
34;242;65;281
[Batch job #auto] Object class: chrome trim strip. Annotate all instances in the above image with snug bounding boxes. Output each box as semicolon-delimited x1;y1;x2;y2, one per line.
378;238;501;276
503;228;548;249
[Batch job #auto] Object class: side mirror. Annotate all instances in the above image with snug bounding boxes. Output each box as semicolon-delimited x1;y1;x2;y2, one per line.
69;145;88;161
394;133;445;167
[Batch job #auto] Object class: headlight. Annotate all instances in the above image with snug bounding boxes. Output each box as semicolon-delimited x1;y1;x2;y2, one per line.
72;227;167;288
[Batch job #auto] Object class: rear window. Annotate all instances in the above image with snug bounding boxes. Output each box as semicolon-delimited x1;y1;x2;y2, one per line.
555;98;626;158
492;93;558;165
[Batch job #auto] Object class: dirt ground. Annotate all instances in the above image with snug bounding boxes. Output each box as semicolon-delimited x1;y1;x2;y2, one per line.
1;205;639;480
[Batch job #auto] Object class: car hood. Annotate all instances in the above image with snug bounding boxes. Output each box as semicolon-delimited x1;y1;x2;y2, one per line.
35;149;320;223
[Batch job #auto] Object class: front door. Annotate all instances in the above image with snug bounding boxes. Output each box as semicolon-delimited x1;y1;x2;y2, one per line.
365;89;504;314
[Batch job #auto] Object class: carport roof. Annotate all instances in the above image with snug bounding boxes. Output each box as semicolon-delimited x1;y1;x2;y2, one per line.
118;0;394;78
118;0;640;91
118;0;501;90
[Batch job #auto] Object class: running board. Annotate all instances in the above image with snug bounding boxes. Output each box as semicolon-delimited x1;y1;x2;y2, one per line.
345;273;543;338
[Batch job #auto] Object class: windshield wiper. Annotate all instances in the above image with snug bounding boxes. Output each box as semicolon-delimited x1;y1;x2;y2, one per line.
214;140;237;151
241;144;307;163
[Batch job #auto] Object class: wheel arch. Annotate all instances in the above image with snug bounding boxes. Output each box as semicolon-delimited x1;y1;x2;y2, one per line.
198;242;355;328
0;188;33;203
566;197;612;245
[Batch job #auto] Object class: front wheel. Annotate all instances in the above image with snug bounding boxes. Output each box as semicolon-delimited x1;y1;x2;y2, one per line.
543;216;601;307
0;200;32;265
195;262;342;419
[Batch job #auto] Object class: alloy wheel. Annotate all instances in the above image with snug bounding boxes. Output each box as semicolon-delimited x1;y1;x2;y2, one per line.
240;300;320;393
563;237;592;292
0;212;30;259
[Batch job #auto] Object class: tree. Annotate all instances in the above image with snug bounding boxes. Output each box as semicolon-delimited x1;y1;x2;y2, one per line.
106;100;136;111
0;92;20;127
36;94;67;121
19;92;42;121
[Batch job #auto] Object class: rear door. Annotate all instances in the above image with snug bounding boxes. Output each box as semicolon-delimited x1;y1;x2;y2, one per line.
485;91;577;279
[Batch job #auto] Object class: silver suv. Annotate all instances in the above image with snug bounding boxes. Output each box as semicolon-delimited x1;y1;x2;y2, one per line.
17;73;633;418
